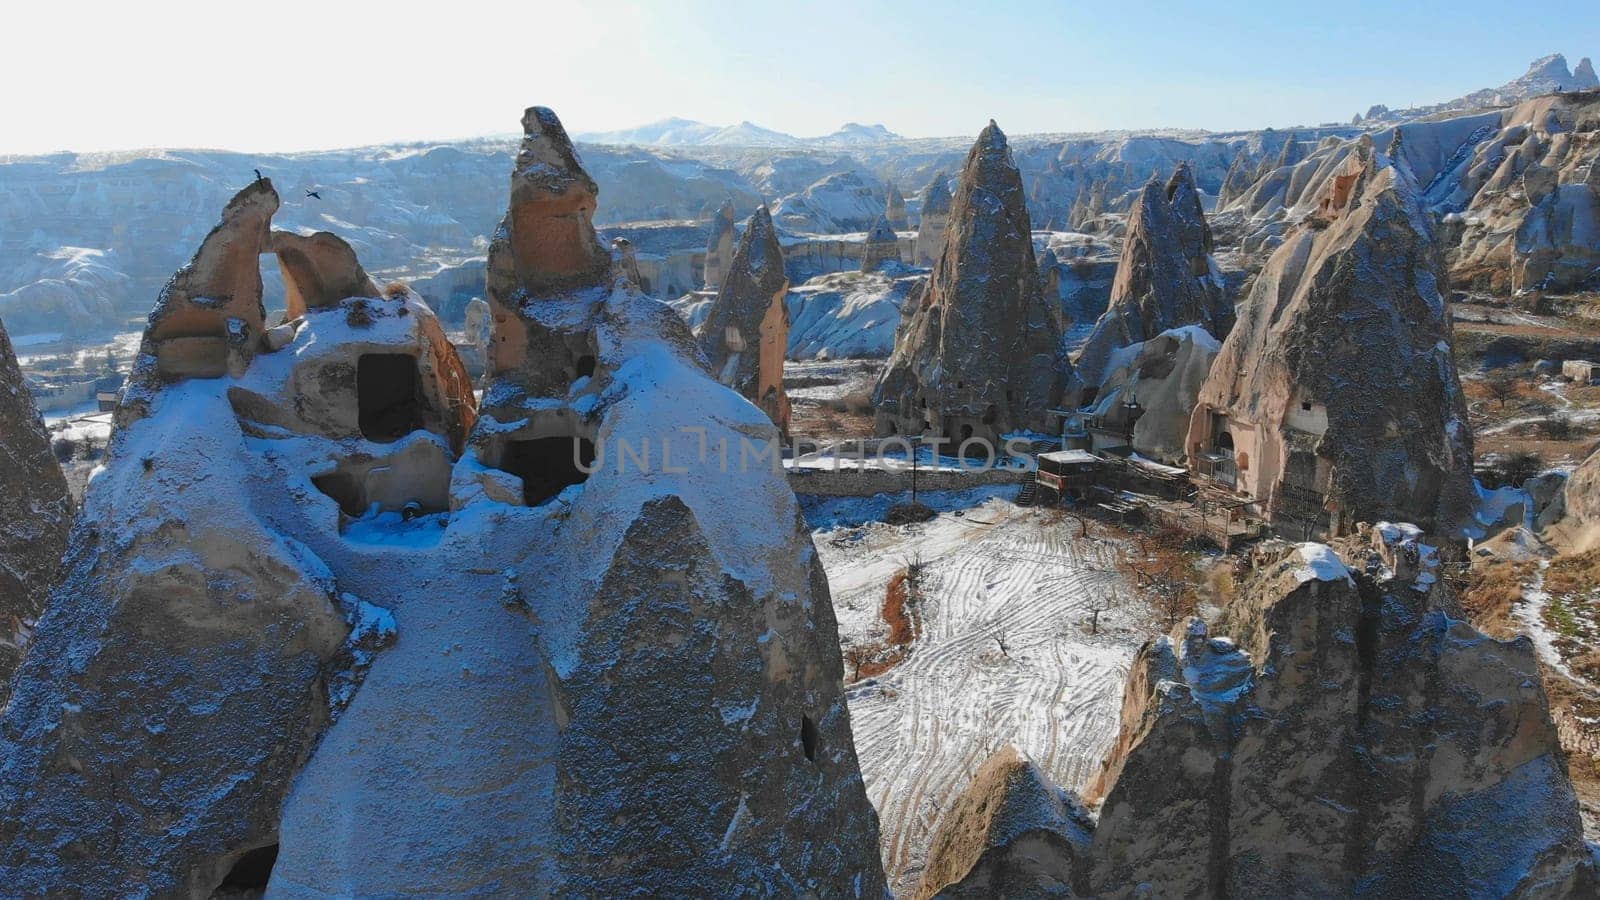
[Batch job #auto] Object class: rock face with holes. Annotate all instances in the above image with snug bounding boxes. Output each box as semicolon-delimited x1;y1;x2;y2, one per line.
0;318;72;706
703;198;737;290
873;121;1069;445
914;745;1094;898
272;106;885;896
1073;166;1228;391
915;171;952;266
1083;535;1596;897
695;205;793;433
0;181;474;896
1185;141;1476;539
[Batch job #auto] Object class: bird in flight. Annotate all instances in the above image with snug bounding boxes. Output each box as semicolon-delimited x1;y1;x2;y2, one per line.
305;190;322;200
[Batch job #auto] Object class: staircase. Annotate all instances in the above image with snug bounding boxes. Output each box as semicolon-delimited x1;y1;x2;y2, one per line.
1015;479;1039;508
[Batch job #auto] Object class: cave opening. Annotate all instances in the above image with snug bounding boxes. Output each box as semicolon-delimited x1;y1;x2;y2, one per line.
217;843;279;894
501;437;596;506
311;471;366;517
357;353;423;443
800;714;819;763
575;355;597;379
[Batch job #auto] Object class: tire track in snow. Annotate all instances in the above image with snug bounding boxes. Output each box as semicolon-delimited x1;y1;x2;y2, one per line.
825;501;1147;894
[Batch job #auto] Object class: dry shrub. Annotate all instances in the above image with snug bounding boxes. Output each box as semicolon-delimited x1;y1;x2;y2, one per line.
1459;557;1536;638
384;281;409;299
345;299;376;327
1543;548;1600;596
883;570;916;645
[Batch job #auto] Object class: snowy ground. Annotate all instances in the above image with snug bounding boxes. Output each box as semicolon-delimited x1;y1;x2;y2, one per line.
815;496;1147;892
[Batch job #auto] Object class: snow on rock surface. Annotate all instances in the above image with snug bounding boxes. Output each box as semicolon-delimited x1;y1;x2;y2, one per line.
1075;539;1599;895
0;318;72;705
271;106;885;896
0;108;886;897
0;182;473;895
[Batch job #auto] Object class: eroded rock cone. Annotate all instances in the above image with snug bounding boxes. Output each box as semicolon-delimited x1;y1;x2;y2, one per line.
275;107;884;895
696;205;793;433
703;198;737;290
0;318;72;705
1185;141;1476;538
861;214;902;271
886;180;909;229
1073;171;1226;391
915;170;952;265
915;745;1093;898
1086;534;1597;896
873;121;1069;444
494;105;610;299
0;183;475;896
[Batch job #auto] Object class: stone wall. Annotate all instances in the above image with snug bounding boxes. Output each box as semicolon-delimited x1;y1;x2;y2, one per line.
788;464;1024;497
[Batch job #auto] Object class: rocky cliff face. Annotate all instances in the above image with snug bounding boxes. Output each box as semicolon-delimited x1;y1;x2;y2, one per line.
696;205;793;433
926;531;1597;897
1073;166;1228;391
873;121;1070;445
282;107;882;895
1187;141;1476;538
0;108;884;897
1445;91;1600;293
0;180;476;896
1087;533;1596;897
0;318;72;706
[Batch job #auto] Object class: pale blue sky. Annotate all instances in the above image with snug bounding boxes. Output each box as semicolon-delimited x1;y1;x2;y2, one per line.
4;0;1598;154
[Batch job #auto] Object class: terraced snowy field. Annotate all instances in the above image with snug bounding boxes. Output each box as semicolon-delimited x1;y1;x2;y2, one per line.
815;498;1150;893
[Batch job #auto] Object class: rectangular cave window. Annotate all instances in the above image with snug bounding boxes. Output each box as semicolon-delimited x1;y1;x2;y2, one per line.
501;437;596;506
358;353;423;443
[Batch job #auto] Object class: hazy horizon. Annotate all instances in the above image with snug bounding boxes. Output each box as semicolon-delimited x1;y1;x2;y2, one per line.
4;0;1598;156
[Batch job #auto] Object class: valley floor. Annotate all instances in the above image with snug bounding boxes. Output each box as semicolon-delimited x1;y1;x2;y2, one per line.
815;497;1148;892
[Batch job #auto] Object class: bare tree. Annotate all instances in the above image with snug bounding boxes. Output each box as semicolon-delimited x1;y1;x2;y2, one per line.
1484;372;1521;408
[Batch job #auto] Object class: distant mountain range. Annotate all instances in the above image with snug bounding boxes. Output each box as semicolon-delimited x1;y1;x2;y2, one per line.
576;118;903;148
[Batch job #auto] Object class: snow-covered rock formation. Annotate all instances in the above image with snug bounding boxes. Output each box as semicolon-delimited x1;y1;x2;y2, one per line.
0;179;476;896
1445;91;1600;293
1073;165;1228;391
0;108;885;897
1080;325;1221;464
1086;535;1596;896
873;121;1070;444
1188;138;1476;539
0;247;131;337
924;532;1597;896
0;317;72;704
913;745;1094;898
696;205;793;432
772;170;885;233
